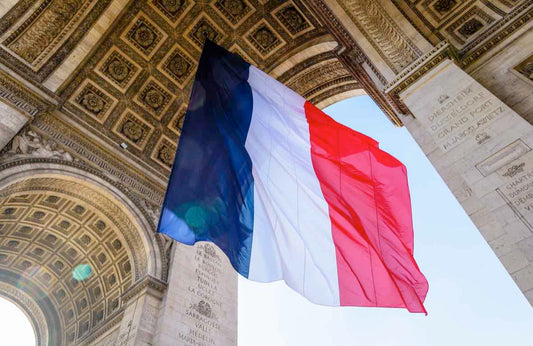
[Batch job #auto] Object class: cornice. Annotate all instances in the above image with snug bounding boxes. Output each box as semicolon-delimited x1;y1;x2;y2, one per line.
0;70;52;117
306;0;405;125
384;41;452;95
458;0;533;68
122;275;167;303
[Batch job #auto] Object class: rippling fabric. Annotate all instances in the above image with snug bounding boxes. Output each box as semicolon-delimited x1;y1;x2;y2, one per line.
158;41;428;313
158;41;254;276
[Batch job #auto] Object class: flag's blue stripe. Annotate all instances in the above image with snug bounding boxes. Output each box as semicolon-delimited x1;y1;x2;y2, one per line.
157;41;254;277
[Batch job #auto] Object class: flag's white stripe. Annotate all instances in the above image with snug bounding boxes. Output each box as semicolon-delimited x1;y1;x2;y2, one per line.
245;66;340;306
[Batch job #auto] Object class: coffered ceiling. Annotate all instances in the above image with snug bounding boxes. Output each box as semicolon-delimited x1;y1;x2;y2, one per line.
0;0;362;179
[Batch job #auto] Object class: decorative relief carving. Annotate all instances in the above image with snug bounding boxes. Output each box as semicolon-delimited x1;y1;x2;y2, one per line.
112;110;154;150
384;41;451;95
190;300;216;319
434;0;458;14
95;47;142;93
0;71;50;117
70;80;117;123
186;15;224;50
168;104;187;135
140;198;161;226
413;0;468;23
121;12;167;60
2;0;98;71
502;162;526;177
458;18;484;37
475;132;491;144
3;130;75;162
0;0;365;218
245;20;286;59
337;0;422;72
151;136;176;169
150;0;193;26
287;60;352;98
514;54;533;82
213;0;254;27
30;115;166;206
274;2;313;37
134;77;175;120
497;0;521;9
445;6;496;45
158;44;196;88
460;1;532;66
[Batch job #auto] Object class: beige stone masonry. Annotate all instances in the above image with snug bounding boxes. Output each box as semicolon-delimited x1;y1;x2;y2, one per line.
400;59;533;305
0;100;28;150
43;0;131;92
154;242;237;346
0;0;18;19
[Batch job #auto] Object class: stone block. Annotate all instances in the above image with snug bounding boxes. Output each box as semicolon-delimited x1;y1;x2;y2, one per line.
517;236;533;262
511;264;533;292
499;248;530;274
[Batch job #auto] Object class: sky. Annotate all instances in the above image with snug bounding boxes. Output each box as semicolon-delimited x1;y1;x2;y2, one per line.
0;297;35;345
0;96;532;346
238;95;533;346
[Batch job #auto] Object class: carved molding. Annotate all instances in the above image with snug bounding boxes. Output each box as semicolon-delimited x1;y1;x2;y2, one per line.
459;0;533;67
121;275;167;303
0;70;51;117
384;41;452;94
30;114;166;206
336;0;423;73
306;0;404;124
0;0;113;84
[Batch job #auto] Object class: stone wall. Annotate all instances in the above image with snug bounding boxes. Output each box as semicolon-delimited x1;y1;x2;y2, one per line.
400;59;533;305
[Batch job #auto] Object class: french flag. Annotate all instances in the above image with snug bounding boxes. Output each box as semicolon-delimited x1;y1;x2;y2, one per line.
158;41;428;313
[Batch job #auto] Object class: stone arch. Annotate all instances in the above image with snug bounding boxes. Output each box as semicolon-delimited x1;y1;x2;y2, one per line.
270;37;366;109
0;160;164;344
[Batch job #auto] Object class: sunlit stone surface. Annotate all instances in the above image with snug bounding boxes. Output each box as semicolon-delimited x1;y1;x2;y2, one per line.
0;0;532;344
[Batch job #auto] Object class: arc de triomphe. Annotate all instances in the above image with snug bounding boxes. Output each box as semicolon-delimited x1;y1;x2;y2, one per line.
0;0;531;344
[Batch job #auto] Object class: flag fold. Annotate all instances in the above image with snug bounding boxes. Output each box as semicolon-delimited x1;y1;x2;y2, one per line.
158;41;428;313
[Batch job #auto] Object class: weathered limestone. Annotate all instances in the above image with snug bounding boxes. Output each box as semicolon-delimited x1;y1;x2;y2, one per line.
399;59;533;305
469;26;533;124
42;0;131;92
0;100;28;150
0;1;532;344
154;242;238;346
114;279;165;346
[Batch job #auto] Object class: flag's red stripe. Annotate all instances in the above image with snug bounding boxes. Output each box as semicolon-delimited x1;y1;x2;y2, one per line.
304;102;428;313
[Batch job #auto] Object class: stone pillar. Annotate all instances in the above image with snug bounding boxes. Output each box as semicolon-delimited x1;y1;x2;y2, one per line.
0;100;28;151
154;242;238;346
114;277;166;346
393;56;533;305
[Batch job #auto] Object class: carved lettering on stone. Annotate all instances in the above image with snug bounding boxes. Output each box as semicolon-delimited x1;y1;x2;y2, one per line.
422;86;503;152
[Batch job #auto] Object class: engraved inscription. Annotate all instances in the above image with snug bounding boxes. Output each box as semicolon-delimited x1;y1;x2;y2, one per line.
424;86;504;151
178;243;226;345
475;140;531;177
497;155;533;233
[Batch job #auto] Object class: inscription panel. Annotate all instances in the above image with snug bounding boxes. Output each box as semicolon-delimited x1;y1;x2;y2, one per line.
401;58;533;305
496;151;533;233
161;242;237;346
416;78;504;152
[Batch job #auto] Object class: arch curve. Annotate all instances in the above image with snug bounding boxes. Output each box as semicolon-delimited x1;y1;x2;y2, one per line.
0;159;165;344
